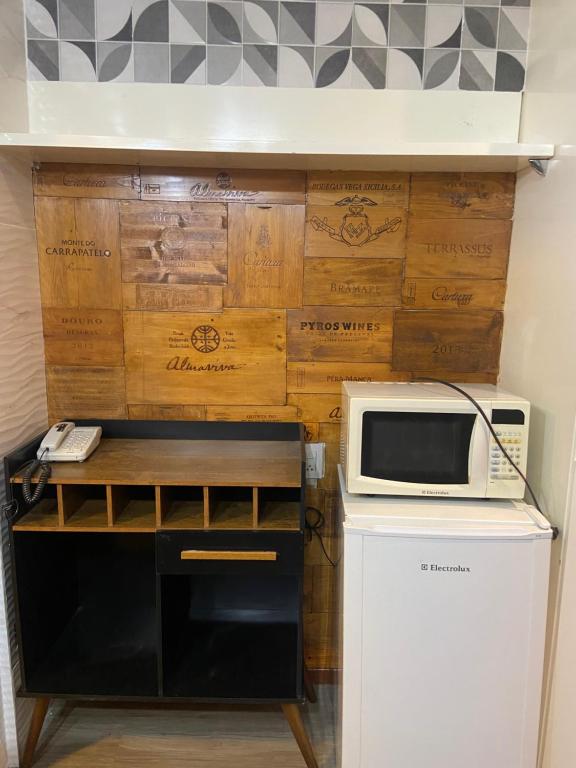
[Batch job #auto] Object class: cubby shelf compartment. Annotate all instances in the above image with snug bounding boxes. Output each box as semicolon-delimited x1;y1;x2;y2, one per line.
157;486;206;530
108;486;156;531
257;488;301;531
208;487;255;530
58;484;108;530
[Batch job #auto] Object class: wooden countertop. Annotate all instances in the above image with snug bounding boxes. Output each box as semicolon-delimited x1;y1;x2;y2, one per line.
12;439;302;487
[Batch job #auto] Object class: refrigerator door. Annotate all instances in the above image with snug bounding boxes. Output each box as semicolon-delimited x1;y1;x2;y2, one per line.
347;532;550;768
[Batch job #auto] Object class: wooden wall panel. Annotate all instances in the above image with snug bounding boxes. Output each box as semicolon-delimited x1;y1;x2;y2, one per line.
46;366;127;421
306;204;406;259
287;307;393;362
33;164;140;199
225;203;305;308
33;165;516;671
402;279;506;310
410;172;515;219
123;309;287;405
120;201;228;285
303;258;402;306
122;284;223;312
42;307;124;366
406;219;511;279
140;168;305;204
392;310;503;373
35;197;122;309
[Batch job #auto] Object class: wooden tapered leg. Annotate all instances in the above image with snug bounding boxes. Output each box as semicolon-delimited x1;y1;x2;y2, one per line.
303;665;317;704
21;697;49;768
282;703;319;768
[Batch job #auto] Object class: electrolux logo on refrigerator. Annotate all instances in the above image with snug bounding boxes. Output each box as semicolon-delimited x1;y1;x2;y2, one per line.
421;564;471;573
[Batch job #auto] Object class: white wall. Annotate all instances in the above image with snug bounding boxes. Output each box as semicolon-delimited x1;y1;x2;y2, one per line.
0;0;28;133
0;152;47;767
500;1;576;766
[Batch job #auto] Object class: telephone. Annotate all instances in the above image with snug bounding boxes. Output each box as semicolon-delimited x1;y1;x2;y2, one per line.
37;422;102;462
21;423;102;506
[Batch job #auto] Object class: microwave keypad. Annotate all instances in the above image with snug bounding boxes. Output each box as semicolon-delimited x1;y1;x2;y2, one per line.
490;430;523;481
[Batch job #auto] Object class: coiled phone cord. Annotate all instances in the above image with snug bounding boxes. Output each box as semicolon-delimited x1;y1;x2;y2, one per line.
20;451;51;505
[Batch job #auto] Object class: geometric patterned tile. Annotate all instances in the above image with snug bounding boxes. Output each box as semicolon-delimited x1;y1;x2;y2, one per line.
244;2;279;45
171;44;206;83
279;3;316;46
207;44;242;84
278;45;314;87
353;5;389;48
462;8;498;50
96;0;132;41
207;2;243;45
60;0;95;40
387;47;424;90
424;48;460;90
170;1;207;44
499;8;530;51
27;38;59;80
351;46;387;89
133;0;169;43
97;41;133;81
315;47;352;88
25;0;534;90
60;40;96;81
459;49;496;91
243;44;278;86
495;50;526;92
26;0;59;39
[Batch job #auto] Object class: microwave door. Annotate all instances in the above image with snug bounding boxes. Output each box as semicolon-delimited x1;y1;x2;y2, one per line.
356;409;488;497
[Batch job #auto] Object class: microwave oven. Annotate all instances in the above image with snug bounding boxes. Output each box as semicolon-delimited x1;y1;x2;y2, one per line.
341;382;530;499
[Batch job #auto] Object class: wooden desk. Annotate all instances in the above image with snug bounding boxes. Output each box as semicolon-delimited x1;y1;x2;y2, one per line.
5;421;317;768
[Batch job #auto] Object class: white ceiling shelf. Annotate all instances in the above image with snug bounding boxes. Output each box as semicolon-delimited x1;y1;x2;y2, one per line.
0;133;554;172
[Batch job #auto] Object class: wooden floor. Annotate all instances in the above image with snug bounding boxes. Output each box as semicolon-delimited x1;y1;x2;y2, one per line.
30;687;337;768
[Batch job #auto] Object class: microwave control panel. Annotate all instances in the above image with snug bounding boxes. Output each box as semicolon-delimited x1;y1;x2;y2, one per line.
489;429;524;481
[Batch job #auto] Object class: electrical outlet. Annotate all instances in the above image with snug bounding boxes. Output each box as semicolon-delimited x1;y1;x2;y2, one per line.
305;442;325;480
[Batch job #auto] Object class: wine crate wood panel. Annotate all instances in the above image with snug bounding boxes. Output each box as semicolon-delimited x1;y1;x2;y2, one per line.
225;204;305;308
127;404;207;420
402;279;506;310
35;197;122;309
120;201;228;285
32;164;517;671
122;284;223;312
405;219;511;279
124;309;286;405
287;362;403;394
42;307;124;366
140;168;305;204
392;310;503;373
306;204;406;259
287;394;343;424
307;171;410;207
206;405;299;422
33;163;140;199
287;307;394;362
303;258;402;306
410;173;515;219
46;366;127;421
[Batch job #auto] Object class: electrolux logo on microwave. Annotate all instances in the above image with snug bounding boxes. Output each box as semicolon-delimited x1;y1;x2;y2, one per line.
421;564;471;573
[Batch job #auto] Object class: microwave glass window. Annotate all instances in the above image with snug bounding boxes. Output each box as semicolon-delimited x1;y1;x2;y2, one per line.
361;412;477;485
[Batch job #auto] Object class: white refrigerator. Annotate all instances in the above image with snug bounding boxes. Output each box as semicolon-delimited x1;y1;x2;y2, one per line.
338;467;552;768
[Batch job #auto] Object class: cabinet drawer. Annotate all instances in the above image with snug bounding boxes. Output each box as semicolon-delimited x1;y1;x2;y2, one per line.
156;531;303;575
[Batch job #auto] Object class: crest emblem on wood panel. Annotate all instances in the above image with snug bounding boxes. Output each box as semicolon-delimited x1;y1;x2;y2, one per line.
310;196;403;248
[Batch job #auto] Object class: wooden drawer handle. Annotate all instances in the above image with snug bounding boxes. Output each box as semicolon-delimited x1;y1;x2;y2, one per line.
180;550;278;562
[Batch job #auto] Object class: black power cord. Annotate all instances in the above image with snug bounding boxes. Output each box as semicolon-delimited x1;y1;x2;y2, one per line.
413;378;558;537
305;506;340;568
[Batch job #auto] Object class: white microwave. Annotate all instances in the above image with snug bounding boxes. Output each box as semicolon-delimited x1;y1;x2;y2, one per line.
341;382;530;499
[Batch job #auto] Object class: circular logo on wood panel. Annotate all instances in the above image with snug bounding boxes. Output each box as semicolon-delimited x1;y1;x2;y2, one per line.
216;172;232;190
191;325;220;353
